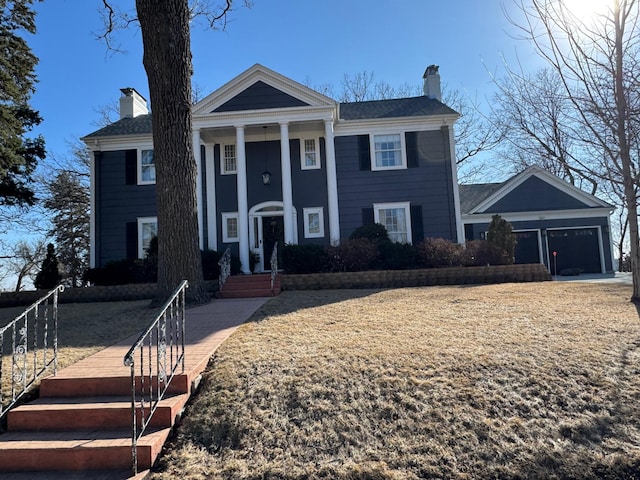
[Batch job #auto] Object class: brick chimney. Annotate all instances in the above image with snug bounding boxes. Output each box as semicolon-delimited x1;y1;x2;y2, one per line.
119;88;148;119
423;65;441;101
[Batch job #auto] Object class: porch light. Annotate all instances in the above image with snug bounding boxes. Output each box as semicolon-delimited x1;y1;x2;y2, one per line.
262;170;272;185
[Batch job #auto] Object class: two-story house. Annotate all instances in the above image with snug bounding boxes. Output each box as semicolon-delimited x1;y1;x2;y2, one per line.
82;64;463;274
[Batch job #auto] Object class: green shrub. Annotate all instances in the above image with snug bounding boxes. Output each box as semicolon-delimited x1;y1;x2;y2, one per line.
416;238;463;268
282;244;328;274
462;240;509;266
379;243;417;270
350;223;392;246
326;238;379;272
487;214;516;264
34;243;62;289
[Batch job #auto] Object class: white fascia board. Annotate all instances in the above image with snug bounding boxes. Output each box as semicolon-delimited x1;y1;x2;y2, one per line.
461;206;614;224
193;64;337;116
334;115;458;137
193;105;336;129
470;166;612;214
81;134;153;152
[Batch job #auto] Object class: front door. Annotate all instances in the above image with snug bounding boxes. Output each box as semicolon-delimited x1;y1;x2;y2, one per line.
262;216;284;271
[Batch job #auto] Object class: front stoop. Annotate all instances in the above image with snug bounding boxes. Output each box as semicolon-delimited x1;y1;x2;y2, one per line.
217;273;281;298
0;375;190;475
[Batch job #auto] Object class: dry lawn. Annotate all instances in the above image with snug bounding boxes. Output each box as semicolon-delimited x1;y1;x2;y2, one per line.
153;282;640;480
1;299;155;410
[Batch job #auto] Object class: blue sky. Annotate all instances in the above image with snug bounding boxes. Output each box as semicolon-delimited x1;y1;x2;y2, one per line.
29;0;541;161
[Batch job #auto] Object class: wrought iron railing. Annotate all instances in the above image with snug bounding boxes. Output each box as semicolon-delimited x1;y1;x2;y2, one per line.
123;280;188;474
0;285;64;420
270;242;278;293
218;247;231;291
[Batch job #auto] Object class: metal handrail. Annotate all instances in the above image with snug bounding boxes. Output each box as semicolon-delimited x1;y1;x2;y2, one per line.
123;280;188;474
218;247;231;291
270;242;278;293
0;285;64;420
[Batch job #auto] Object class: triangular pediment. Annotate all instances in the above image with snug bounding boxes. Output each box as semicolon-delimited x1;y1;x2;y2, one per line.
192;64;336;116
469;166;612;214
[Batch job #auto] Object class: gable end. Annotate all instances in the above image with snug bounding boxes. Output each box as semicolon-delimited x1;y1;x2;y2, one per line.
213;81;310;113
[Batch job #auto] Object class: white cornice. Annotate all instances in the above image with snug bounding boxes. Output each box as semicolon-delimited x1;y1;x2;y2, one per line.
81;134;153;152
193;104;336;129
462;206;614;224
334;115;458;136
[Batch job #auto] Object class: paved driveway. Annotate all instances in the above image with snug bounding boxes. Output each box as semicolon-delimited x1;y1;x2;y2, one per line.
554;272;632;284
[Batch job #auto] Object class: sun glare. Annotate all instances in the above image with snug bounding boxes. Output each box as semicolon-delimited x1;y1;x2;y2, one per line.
562;0;611;18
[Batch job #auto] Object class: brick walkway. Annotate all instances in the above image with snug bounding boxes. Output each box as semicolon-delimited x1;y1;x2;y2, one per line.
1;296;270;480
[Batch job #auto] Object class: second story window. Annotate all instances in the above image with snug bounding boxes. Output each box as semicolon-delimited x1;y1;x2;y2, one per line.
372;134;405;170
222;144;237;174
138;149;155;184
301;138;320;170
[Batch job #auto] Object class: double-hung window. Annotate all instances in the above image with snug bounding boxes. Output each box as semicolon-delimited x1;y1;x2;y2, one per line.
301;138;320;170
371;133;405;170
137;216;157;258
222;144;237;175
303;207;324;238
138;149;156;184
222;212;239;242
374;202;412;244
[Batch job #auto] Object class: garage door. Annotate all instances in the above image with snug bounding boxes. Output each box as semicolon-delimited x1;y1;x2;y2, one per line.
514;230;541;264
547;228;601;274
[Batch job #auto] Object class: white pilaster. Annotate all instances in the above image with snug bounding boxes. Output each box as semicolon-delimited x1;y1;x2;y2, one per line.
280;122;295;244
324;119;340;244
205;144;217;251
193;129;204;250
236;126;251;273
89;151;97;268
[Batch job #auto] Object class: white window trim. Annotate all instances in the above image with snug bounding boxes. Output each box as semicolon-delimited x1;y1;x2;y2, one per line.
221;143;237;175
137;216;157;259
222;212;239;243
137;147;156;185
373;202;412;244
370;133;407;171
300;137;321;170
303;207;325;238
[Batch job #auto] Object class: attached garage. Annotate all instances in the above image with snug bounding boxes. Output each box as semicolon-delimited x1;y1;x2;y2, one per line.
459;166;615;275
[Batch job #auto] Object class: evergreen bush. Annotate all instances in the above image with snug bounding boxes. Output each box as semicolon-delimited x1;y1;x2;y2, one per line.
34;243;62;289
282;244;328;274
416;238;463;268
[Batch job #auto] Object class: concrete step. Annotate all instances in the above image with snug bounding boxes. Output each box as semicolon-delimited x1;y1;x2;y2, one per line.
39;374;190;398
7;393;189;432
0;428;170;472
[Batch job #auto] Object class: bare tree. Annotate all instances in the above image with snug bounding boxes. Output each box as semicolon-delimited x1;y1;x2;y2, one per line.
3;239;48;292
510;0;640;299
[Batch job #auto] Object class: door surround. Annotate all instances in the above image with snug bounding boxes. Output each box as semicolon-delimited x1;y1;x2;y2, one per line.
248;201;297;272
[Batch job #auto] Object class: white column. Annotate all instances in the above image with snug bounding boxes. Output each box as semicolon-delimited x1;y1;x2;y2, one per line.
193;129;204;250
280;122;295;244
324;119;340;244
205;144;217;251
236;126;251;274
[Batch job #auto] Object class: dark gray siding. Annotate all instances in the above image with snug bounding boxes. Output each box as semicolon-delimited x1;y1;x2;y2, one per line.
213;81;309;112
214;139;330;247
335;129;458;242
96;150;157;266
487;176;588;213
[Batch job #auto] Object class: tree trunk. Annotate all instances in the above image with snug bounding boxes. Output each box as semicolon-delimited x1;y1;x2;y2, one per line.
613;0;640;301
136;0;207;304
